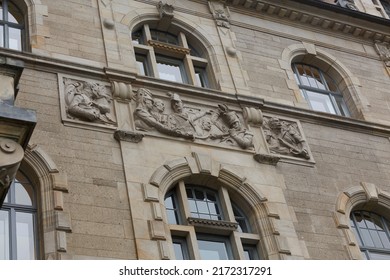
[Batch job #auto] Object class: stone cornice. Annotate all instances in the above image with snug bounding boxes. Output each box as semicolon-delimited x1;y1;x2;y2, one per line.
224;0;390;43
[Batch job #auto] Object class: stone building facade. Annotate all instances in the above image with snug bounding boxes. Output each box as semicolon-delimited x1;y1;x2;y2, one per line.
1;0;390;260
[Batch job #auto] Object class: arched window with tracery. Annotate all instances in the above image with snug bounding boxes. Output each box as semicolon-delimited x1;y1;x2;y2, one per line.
164;178;262;260
0;170;38;259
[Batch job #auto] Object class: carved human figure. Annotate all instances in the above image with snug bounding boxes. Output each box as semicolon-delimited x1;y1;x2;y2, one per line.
66;81;115;124
167;93;210;140
134;89;193;139
264;117;310;159
210;104;253;149
151;98;168;124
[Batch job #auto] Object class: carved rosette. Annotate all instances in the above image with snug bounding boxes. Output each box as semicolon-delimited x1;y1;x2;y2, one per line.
132;88;254;150
60;75;117;128
262;116;312;161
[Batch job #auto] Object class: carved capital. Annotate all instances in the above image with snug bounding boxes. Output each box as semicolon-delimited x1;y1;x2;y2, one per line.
111;81;133;101
243;107;263;127
114;130;144;143
208;0;230;28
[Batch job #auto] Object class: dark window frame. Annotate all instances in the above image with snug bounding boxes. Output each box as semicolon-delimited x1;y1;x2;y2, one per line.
0;0;26;51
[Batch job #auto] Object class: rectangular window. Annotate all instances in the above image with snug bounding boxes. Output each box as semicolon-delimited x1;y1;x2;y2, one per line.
172;237;189;260
305;90;336;114
16;212;35;260
194;67;208;88
197;235;233;260
156;55;186;83
135;54;148;76
8;27;21;51
243;244;260;260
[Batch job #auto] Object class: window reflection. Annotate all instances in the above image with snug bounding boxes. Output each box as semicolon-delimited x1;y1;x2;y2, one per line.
197;237;231;260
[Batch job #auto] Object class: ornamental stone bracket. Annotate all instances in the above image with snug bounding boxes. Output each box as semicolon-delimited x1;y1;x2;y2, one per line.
156;1;174;29
260;115;315;166
114;130;144;143
59;74;117;131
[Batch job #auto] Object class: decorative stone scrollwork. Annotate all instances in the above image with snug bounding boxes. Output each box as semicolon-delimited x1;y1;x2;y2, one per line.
209;0;230;28
133;88;254;149
263;116;310;160
63;78;116;125
335;0;358;11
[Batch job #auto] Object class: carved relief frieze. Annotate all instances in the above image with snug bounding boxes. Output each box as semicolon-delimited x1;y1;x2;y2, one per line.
262;116;313;163
132;88;254;150
59;75;117;129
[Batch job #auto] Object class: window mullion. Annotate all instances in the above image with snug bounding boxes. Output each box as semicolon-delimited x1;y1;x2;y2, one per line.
231;231;245;259
184;55;196;85
177;181;191;222
219;187;235;222
9;208;17;259
147;49;159;78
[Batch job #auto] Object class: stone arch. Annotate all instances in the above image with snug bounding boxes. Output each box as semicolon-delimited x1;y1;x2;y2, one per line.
147;152;283;259
21;145;70;259
334;182;390;259
279;42;369;119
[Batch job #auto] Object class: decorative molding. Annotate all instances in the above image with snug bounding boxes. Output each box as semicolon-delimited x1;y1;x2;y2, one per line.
374;41;390;67
111;81;133;101
225;0;390;43
114;130;144;143
187;217;238;230
148;40;190;55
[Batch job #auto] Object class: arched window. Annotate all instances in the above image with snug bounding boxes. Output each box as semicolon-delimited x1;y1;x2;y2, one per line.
0;0;26;51
292;63;350;116
132;23;214;88
0;171;38;259
164;179;261;260
350;210;390;260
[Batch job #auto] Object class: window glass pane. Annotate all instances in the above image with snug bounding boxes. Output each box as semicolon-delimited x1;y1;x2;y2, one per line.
8;2;24;24
157;61;184;83
194;189;204;200
360;228;374;247
198;239;230;260
208;202;218;215
368;251;390;260
354;212;366;228
351;226;362;246
0;6;3;21
173;242;185;260
150;30;178;45
16;212;35;260
194;67;208;88
15;181;33;206
323;73;338;92
166;210;178;225
197;201;209;214
0;210;10;260
8;27;21;51
371;213;384;230
132;30;143;45
369;230;384;248
379;231;390;249
188;200;198;213
305;90;336;114
334;95;349;117
0;25;4;48
243;245;259;260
